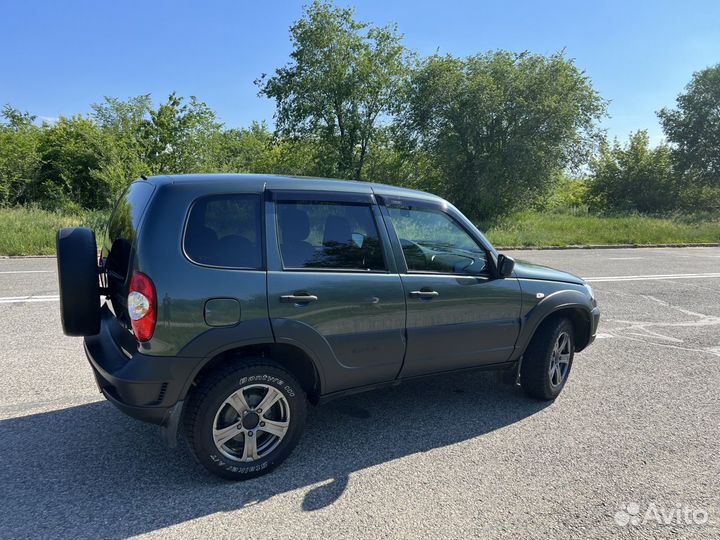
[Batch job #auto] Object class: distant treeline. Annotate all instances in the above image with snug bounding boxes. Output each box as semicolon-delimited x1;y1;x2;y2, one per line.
1;1;719;221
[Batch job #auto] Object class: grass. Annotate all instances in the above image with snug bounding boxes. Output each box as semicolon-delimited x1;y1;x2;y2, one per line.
0;207;719;256
484;211;720;247
0;207;108;256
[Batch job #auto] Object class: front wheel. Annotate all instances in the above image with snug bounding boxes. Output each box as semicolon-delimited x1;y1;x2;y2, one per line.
183;361;306;480
521;317;575;400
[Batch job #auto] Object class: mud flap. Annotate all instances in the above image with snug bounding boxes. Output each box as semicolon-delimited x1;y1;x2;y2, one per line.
160;400;184;448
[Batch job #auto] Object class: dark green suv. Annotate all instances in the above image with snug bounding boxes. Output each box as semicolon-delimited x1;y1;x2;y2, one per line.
56;174;600;479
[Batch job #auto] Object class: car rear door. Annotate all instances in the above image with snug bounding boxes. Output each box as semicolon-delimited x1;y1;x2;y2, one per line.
266;190;407;394
103;181;156;330
378;196;522;378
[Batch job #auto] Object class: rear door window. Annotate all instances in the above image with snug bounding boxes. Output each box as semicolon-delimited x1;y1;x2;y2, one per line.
276;201;386;271
104;181;155;279
184;194;263;269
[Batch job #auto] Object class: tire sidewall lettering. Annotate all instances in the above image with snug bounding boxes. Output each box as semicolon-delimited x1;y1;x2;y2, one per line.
190;362;307;480
210;453;269;473
236;375;296;397
208;372;297;474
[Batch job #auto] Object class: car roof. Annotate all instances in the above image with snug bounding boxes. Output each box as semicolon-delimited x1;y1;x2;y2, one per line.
145;173;444;204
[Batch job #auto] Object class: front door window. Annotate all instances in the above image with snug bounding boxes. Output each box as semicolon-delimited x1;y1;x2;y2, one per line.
387;206;488;275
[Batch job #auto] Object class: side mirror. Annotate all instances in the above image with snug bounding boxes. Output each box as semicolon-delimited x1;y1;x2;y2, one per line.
497;254;515;278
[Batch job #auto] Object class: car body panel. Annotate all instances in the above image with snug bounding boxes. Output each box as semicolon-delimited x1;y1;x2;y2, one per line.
80;173;599;428
267;271;407;392
398;273;522;377
371;189;521;377
131;182;270;357
263;188;407;393
513;260;585;285
514;278;597;354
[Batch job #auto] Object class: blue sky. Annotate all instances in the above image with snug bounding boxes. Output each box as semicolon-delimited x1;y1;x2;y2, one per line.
2;0;719;144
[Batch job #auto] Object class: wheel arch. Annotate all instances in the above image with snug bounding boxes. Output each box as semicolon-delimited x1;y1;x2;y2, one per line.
535;307;592;352
517;290;594;356
181;341;324;405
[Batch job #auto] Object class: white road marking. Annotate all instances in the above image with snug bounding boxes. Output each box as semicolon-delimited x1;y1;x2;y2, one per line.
0;294;59;304
606;257;644;260
584;272;720;282
0;270;53;274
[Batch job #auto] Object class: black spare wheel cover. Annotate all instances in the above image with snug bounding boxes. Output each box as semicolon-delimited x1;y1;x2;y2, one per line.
56;227;100;336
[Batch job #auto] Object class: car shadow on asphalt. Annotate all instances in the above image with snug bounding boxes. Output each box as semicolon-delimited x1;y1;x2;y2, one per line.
0;370;550;540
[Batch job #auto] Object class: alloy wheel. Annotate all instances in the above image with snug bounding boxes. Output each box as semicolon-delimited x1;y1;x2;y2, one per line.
212;384;291;462
548;331;572;387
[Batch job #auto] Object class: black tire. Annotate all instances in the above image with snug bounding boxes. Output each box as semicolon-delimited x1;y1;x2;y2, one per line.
184;360;307;480
521;317;575;401
56;227;100;336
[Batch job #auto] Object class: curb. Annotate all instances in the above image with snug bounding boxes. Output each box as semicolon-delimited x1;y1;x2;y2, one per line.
0;255;57;259
496;243;720;251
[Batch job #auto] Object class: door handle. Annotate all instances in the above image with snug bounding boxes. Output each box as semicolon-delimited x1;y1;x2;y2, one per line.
280;294;318;304
409;290;439;299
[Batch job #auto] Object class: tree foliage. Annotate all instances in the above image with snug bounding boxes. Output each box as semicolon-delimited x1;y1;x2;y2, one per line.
257;0;408;180
398;51;606;220
588;131;676;213
33;115;110;210
0;3;717;220
658;64;720;188
90;95;153;192
142;92;221;174
0;106;41;205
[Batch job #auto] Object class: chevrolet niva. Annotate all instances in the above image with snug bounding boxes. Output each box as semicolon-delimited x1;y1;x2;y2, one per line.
56;174;600;479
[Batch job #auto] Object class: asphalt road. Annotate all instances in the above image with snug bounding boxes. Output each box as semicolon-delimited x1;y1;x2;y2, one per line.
1;247;720;540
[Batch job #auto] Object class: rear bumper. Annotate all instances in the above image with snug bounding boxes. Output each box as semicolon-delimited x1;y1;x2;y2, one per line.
84;307;199;426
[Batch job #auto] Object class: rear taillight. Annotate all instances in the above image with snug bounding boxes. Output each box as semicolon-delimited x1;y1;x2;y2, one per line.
128;272;156;342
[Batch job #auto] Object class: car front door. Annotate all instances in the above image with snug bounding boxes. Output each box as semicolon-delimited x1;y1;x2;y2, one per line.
266;191;407;394
380;197;522;378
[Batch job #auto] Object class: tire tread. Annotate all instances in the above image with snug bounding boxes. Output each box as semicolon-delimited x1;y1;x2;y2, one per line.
183;358;306;479
521;316;574;400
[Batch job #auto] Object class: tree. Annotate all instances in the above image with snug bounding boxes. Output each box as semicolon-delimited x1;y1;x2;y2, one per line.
34;115;110;210
398;51;606;221
1;105;37;131
256;0;409;180
91;95;153;195
0;106;40;205
658;64;720;189
90;93;225;195
539;173;590;213
588;131;676;213
208;122;275;173
142;92;222;174
91;95;152;134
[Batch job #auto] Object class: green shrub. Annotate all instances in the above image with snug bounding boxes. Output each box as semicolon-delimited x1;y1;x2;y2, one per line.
588;131;678;214
539;175;590;214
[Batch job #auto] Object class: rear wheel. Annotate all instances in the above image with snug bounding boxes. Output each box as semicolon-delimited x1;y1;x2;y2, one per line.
56;227;100;336
521;317;575;400
184;361;306;480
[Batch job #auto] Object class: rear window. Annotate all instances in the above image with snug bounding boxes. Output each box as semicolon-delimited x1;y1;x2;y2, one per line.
276;201;386;271
104;181;155;278
184;194;263;269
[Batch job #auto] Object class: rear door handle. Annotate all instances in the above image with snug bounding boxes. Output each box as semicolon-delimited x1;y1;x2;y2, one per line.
409;290;439;299
280;294;318;304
